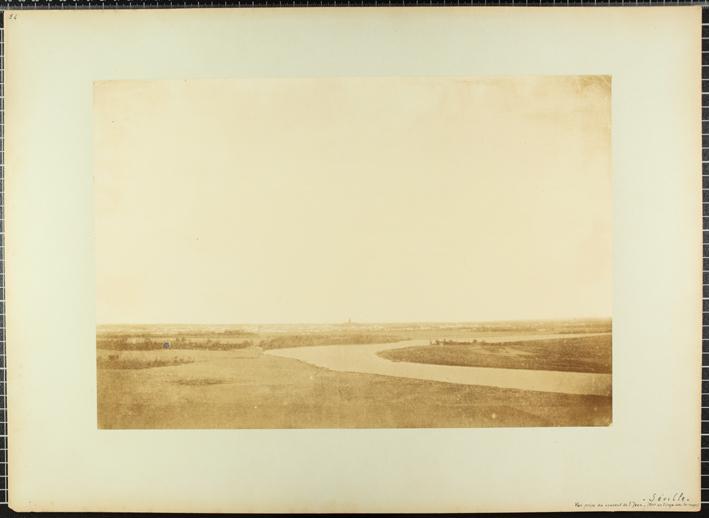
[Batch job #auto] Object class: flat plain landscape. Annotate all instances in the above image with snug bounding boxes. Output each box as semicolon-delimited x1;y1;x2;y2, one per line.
94;77;612;431
97;318;612;429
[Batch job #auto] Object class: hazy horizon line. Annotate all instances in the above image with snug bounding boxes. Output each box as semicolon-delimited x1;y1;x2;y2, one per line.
96;316;613;327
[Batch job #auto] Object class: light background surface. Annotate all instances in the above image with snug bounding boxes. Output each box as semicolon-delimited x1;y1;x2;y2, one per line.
6;7;701;512
93;76;612;325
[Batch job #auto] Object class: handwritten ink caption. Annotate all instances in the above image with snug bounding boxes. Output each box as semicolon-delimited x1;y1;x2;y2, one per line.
575;491;698;510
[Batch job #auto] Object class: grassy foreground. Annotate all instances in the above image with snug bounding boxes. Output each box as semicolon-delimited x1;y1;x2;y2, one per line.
97;347;611;429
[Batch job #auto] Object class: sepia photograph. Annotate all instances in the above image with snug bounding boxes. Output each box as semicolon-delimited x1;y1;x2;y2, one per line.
12;6;702;512
94;76;612;429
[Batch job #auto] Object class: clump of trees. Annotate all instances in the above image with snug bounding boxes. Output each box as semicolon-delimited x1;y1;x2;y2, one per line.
259;334;402;350
431;339;484;345
97;334;254;351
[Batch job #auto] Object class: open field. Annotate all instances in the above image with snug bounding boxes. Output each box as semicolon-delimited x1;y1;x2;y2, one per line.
379;334;611;374
96;319;612;429
97;319;610;351
97;347;610;429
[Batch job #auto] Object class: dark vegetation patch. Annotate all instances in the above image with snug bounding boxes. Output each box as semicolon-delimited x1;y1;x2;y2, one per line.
97;354;194;370
172;378;229;387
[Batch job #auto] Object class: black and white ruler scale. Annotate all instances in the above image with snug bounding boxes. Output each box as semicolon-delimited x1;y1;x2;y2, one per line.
0;0;704;514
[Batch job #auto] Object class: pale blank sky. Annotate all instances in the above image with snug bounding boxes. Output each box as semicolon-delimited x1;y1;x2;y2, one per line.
94;76;611;324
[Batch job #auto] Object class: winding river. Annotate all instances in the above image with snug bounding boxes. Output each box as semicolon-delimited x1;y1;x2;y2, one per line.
265;333;612;397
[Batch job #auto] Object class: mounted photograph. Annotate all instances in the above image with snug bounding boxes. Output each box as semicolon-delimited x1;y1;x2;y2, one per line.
93;76;612;429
